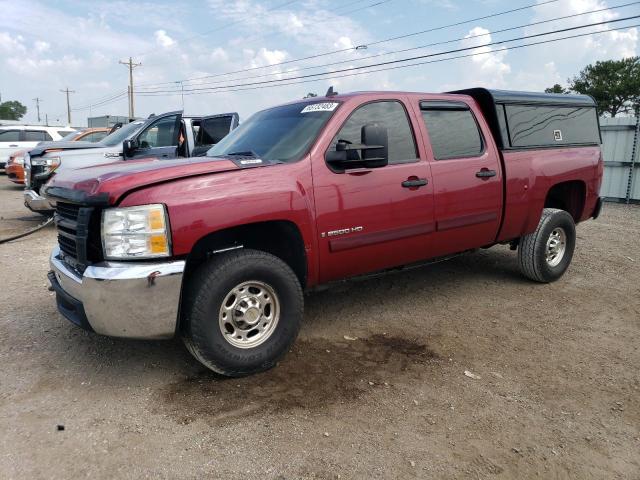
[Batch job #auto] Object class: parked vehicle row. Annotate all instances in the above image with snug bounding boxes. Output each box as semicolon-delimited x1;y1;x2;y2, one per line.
0;125;77;169
23;111;239;212
5;128;111;185
43;88;604;377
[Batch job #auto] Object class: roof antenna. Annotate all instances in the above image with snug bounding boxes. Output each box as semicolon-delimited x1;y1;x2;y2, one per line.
326;86;338;97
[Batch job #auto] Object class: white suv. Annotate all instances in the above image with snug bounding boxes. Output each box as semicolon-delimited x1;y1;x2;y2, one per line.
0;125;76;169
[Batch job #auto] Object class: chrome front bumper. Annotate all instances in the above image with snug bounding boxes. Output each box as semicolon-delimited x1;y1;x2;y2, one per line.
49;246;185;339
24;189;53;212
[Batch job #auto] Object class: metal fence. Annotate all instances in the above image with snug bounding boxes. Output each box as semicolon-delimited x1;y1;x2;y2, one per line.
600;116;640;203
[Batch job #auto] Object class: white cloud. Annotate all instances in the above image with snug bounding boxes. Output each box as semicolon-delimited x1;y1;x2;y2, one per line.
248;47;288;68
525;0;638;65
209;47;228;62
0;31;25;53
460;27;511;87
5;54;83;76
34;40;49;53
154;30;176;48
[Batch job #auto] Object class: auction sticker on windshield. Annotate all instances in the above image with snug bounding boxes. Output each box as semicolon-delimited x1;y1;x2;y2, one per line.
301;102;339;113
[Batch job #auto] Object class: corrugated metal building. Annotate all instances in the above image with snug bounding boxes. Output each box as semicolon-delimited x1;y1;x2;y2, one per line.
600;116;639;204
87;115;130;128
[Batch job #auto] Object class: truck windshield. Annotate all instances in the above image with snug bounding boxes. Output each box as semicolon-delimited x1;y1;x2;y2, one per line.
100;121;146;147
207;101;340;163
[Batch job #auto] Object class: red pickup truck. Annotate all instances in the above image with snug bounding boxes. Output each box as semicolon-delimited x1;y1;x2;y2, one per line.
44;88;604;376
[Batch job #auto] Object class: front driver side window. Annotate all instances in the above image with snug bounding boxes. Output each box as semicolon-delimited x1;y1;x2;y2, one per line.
137;115;178;148
329;101;418;164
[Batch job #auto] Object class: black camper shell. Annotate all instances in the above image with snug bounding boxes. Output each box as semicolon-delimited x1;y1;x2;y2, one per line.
450;88;601;151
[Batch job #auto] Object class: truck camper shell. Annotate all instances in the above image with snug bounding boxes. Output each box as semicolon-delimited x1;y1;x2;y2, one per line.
451;88;601;150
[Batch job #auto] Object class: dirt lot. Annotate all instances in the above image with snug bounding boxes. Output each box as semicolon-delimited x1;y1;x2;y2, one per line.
0;180;638;479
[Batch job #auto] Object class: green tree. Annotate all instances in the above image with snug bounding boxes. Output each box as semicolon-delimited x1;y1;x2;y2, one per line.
544;84;569;94
569;57;640;117
0;100;27;120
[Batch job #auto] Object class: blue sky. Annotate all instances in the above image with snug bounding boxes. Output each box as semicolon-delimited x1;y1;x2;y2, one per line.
0;0;638;125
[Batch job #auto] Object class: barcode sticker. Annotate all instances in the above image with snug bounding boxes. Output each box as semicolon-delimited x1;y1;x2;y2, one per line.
301;102;339;113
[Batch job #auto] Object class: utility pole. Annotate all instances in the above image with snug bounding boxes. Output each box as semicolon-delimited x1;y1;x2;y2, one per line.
33;97;42;123
119;57;142;119
175;81;185;110
60;87;75;125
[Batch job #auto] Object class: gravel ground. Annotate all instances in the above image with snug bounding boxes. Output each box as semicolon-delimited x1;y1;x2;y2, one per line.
0;180;638;479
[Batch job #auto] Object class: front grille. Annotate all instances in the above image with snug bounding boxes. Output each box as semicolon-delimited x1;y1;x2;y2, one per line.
55;202;96;272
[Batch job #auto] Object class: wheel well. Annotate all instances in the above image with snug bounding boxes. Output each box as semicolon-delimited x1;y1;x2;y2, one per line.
184;221;307;288
544;181;586;222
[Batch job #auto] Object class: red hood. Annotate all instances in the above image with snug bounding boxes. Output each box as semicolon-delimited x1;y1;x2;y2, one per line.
45;156;240;204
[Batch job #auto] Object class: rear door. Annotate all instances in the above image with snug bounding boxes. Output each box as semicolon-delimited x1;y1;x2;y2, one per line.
127;112;182;160
191;113;240;156
0;129;22;164
416;99;502;256
313;98;435;282
24;129;53;146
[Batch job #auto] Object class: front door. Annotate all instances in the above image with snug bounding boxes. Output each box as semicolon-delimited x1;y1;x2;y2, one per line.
417;100;502;257
313;99;435;283
191;113;240;156
128;113;182;160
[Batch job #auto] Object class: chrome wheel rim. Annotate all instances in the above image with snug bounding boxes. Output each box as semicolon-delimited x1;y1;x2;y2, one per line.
218;281;280;349
545;227;567;267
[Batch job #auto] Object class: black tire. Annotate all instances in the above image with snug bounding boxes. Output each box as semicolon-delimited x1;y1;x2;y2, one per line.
181;249;303;377
518;208;576;283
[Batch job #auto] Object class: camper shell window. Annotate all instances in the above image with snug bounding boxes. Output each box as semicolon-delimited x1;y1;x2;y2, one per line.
450;88;601;150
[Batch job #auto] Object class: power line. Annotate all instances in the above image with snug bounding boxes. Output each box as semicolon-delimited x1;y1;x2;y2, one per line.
136;0;560;89
134;23;640;98
71;91;129;112
135;15;640;95
139;0;394;70
136;1;640;92
72;90;129;112
59;0;390;111
72;88;128;110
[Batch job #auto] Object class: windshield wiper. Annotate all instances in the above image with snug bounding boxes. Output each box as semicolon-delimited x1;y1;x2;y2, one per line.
225;150;260;157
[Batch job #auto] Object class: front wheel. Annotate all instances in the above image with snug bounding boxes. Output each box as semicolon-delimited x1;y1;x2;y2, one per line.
518;208;576;283
182;249;304;377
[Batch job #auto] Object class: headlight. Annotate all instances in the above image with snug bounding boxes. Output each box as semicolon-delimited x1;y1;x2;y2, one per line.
101;204;171;260
31;155;61;173
12;156;24;166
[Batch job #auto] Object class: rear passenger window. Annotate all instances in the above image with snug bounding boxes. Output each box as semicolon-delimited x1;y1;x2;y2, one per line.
198;116;233;146
0;130;20;141
421;103;483;160
24;130;52;141
504;105;600;148
330;101;418;164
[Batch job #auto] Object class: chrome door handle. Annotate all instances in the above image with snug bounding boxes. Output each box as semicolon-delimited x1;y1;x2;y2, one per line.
402;178;428;188
476;169;496;178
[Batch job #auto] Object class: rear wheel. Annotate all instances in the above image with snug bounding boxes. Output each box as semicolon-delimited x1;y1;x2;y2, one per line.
518;208;576;283
182;249;303;377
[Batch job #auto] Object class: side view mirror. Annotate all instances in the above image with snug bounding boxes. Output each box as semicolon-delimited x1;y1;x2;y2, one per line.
326;123;389;171
361;123;388;168
122;139;138;159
